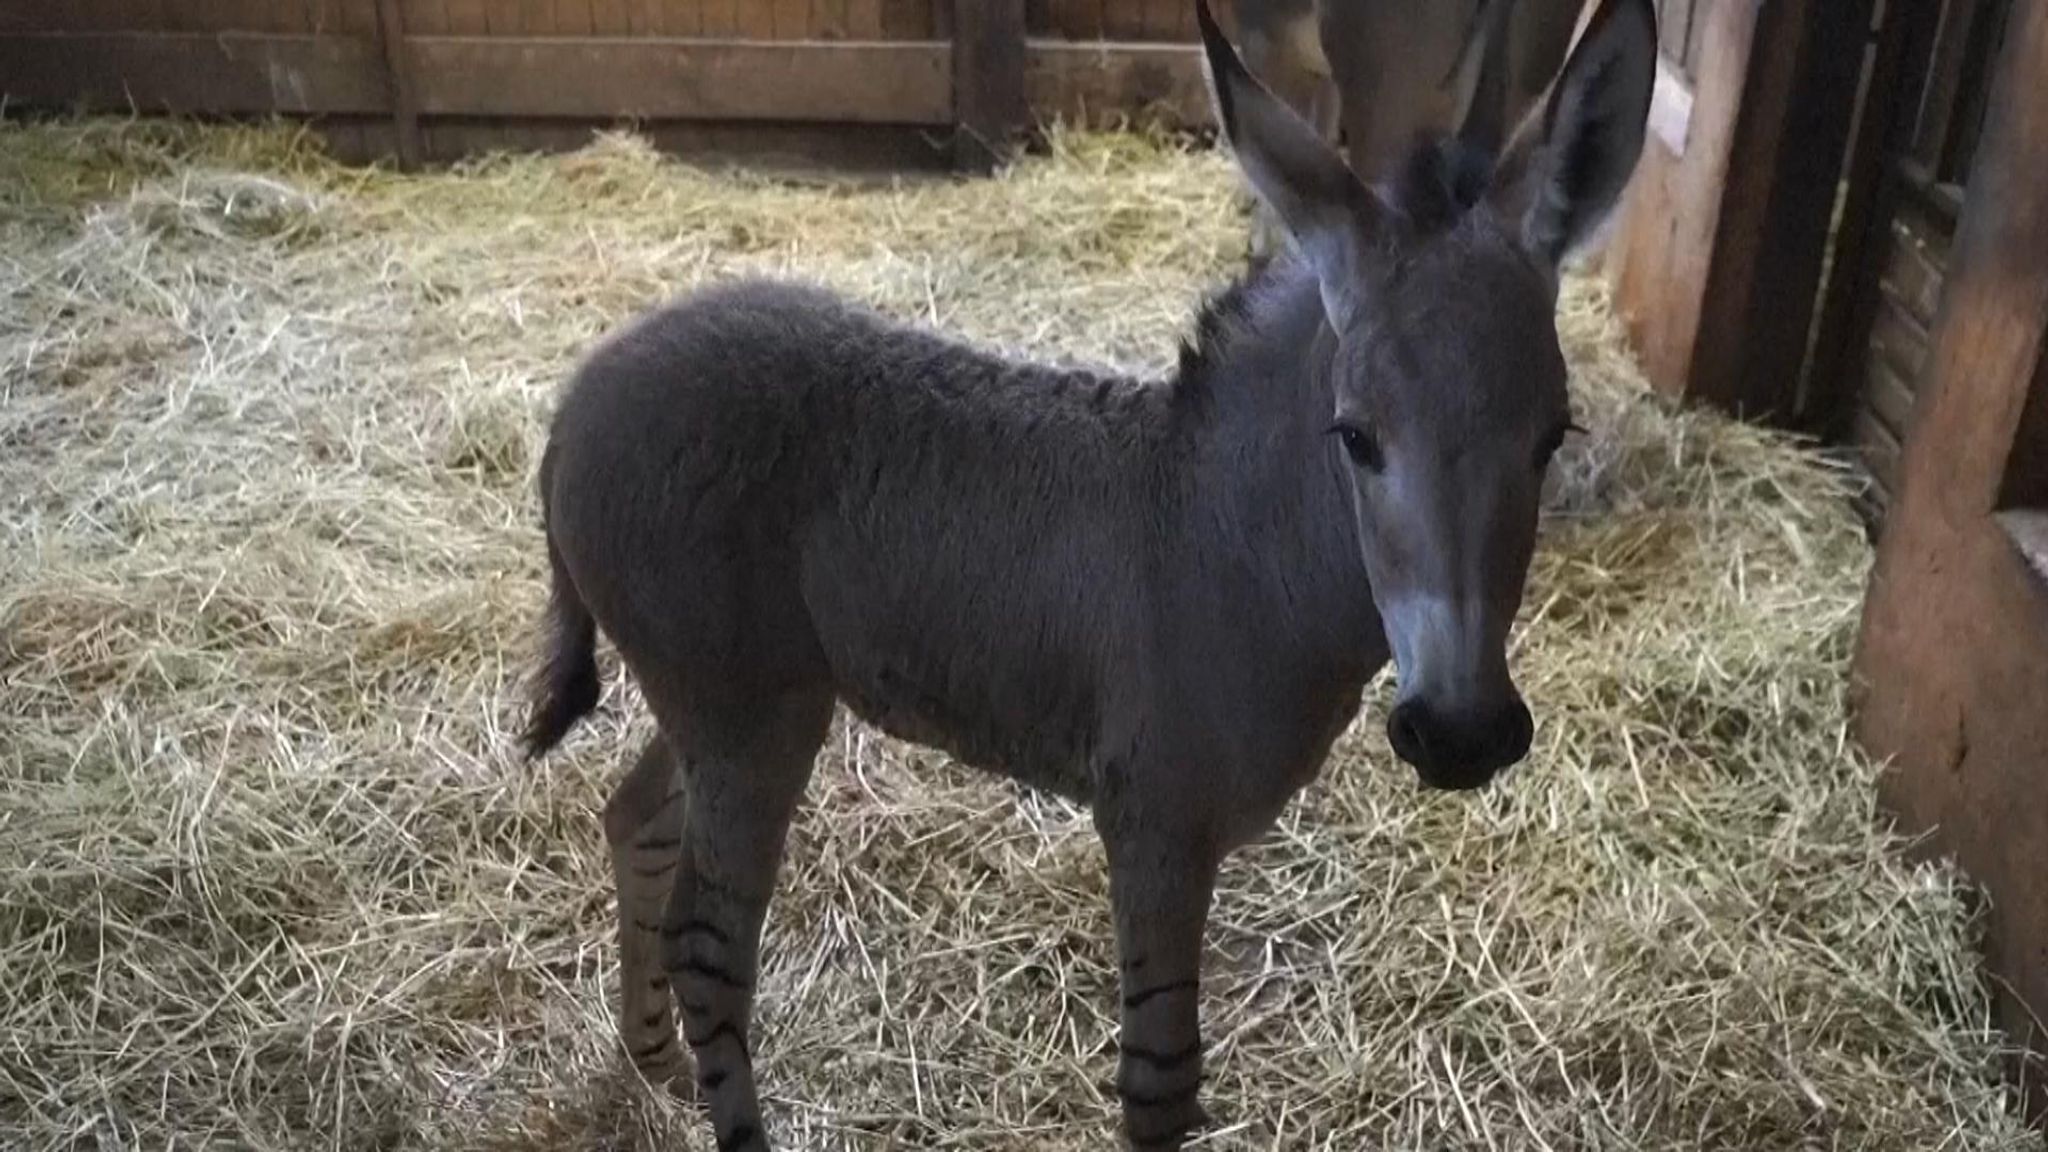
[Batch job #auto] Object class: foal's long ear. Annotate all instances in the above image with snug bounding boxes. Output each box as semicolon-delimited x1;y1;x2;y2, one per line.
1489;0;1656;272
1196;0;1391;329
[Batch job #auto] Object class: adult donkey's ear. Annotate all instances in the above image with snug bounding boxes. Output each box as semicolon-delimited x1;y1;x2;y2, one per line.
1490;0;1657;273
1196;0;1392;330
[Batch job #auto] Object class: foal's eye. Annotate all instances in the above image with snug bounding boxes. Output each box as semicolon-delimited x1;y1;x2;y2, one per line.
1329;423;1385;473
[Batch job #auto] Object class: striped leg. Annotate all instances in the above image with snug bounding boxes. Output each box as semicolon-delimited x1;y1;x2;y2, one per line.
1105;834;1218;1151
663;690;832;1152
603;735;693;1096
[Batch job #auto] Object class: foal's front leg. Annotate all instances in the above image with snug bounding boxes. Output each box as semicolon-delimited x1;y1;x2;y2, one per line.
1102;816;1220;1150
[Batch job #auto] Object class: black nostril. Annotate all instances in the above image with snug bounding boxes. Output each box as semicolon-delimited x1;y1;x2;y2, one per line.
1387;702;1431;767
1490;696;1540;766
1498;700;1534;764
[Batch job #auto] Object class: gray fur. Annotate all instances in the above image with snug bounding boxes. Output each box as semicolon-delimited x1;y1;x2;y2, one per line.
520;1;1656;1147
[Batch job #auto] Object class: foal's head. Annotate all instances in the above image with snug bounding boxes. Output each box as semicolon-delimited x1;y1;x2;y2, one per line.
1199;0;1656;790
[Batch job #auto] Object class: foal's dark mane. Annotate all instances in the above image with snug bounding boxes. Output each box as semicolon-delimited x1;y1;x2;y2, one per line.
1173;134;1497;392
1173;253;1279;388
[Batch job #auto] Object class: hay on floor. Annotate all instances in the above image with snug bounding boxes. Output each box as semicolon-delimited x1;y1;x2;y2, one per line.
0;117;2039;1151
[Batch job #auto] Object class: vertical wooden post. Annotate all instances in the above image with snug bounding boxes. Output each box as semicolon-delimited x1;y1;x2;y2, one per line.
374;0;423;169
1852;0;2048;1124
952;0;1027;173
1606;0;1872;422
1799;0;1940;439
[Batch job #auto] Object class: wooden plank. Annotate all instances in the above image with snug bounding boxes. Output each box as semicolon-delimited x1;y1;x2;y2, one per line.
0;3;70;32
1957;22;2048;524
771;0;808;37
671;0;697;35
701;0;739;36
1909;0;1986;172
1612;0;1874;421
1705;0;1875;420
214;0;271;32
0;31;389;113
303;0;340;33
1868;287;1933;384
876;0;921;37
1680;0;1707;73
1853;14;2048;1121
1800;0;1944;437
1881;209;1951;326
0;30;1204;130
404;36;954;121
1656;0;1687;63
1939;0;2007;181
734;0;774;36
812;0;849;38
845;0;882;38
952;0;1026;170
1049;0;1104;41
1024;39;1206;127
512;0;548;34
1861;349;1921;439
373;0;422;167
1024;0;1054;37
406;0;449;35
1100;0;1144;40
341;0;378;34
320;118;366;162
1140;0;1178;41
588;0;632;34
443;0;488;33
159;0;208;31
1894;155;1966;226
257;0;303;32
1851;407;1905;498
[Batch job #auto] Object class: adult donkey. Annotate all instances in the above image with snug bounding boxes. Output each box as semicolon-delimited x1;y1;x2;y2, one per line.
1228;0;1594;257
521;0;1655;1146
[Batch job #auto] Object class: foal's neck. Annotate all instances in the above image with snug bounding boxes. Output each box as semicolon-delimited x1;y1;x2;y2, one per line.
1165;257;1378;648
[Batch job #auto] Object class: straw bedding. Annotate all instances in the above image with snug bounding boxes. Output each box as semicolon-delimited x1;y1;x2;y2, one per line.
0;118;2039;1151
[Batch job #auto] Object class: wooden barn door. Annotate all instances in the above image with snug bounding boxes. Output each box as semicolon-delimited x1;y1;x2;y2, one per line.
1805;0;2016;530
1603;0;1871;422
1851;0;2048;1124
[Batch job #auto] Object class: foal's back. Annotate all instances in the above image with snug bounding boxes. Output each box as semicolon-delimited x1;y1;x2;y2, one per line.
540;279;1174;791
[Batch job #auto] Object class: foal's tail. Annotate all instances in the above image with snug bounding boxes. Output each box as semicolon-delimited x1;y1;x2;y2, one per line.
521;458;602;761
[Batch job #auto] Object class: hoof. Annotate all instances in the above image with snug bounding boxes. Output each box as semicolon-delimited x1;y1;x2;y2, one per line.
658;1065;700;1104
1123;1098;1211;1150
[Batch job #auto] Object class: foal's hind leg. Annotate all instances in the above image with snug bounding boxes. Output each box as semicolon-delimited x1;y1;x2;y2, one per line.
603;734;693;1096
660;689;833;1152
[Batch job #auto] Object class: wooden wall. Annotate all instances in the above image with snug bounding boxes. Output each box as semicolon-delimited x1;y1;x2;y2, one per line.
1851;0;2048;1126
0;0;1212;170
1810;0;2011;528
1;2;941;38
1027;0;1198;41
1654;0;1705;75
0;1;1208;40
1603;0;1869;421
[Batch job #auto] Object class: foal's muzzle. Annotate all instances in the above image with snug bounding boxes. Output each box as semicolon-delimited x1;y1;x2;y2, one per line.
1386;696;1534;791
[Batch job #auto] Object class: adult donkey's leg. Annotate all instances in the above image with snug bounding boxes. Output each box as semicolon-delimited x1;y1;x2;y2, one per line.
1100;800;1221;1150
661;688;834;1152
603;733;693;1096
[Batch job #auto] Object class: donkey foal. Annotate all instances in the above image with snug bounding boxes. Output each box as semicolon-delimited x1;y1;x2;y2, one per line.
521;1;1656;1146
